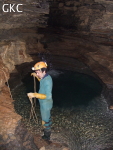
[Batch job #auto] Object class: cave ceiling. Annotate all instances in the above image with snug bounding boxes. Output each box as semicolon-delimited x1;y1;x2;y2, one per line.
0;0;113;85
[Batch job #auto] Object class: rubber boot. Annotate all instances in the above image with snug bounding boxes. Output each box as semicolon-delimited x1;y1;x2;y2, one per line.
42;129;51;141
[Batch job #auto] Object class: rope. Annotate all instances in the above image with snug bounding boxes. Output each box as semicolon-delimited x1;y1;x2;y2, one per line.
0;67;13;99
33;76;36;107
29;97;38;124
29;76;38;124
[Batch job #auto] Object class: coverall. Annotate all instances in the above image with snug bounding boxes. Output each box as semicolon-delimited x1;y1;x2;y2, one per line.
38;73;53;130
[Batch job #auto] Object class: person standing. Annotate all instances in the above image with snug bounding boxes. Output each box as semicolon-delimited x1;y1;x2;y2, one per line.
27;61;53;141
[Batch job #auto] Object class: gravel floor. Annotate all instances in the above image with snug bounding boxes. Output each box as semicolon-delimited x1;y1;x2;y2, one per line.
12;85;113;150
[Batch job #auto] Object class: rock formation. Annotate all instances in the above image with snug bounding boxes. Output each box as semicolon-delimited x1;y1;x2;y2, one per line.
0;0;113;149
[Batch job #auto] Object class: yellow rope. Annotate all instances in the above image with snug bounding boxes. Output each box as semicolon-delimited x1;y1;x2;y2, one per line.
33;76;36;107
29;76;38;124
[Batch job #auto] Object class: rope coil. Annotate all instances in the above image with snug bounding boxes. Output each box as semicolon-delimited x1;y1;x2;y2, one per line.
29;76;38;124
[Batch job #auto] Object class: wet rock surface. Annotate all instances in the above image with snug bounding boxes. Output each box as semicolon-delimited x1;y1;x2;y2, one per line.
0;61;22;150
0;122;39;150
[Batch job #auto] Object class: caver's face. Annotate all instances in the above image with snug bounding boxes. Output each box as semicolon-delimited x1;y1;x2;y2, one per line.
35;69;46;79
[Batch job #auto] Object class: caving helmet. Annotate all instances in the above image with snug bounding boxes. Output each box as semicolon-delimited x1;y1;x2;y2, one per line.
32;61;47;71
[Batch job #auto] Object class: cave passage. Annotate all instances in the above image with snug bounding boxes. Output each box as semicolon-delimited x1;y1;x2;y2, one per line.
12;69;113;150
24;69;102;108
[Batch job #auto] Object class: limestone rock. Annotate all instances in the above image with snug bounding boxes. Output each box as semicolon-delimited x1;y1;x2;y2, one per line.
0;0;49;29
0;41;33;72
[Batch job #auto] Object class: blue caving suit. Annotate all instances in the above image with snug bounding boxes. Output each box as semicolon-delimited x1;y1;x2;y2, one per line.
38;74;53;130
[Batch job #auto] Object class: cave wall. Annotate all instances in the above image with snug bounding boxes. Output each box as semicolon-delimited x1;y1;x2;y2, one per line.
41;0;113;86
38;27;113;106
46;0;113;106
0;0;113;149
0;39;41;149
48;0;113;31
0;0;48;149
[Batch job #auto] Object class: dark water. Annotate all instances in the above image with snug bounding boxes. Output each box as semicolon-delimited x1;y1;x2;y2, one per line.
24;70;102;108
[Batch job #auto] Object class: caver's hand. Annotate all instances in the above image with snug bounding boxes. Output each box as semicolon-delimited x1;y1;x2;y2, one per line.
27;93;35;98
110;105;113;109
27;92;46;99
31;72;37;77
31;72;40;81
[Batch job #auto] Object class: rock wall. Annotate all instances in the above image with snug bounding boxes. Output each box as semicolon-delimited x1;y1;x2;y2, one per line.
0;41;32;72
0;0;48;142
0;0;113;149
0;36;41;149
38;28;113;84
0;0;49;29
38;27;113;106
0;121;38;150
48;0;113;31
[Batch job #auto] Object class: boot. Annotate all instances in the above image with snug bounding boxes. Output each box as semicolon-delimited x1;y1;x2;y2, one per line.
42;129;51;141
